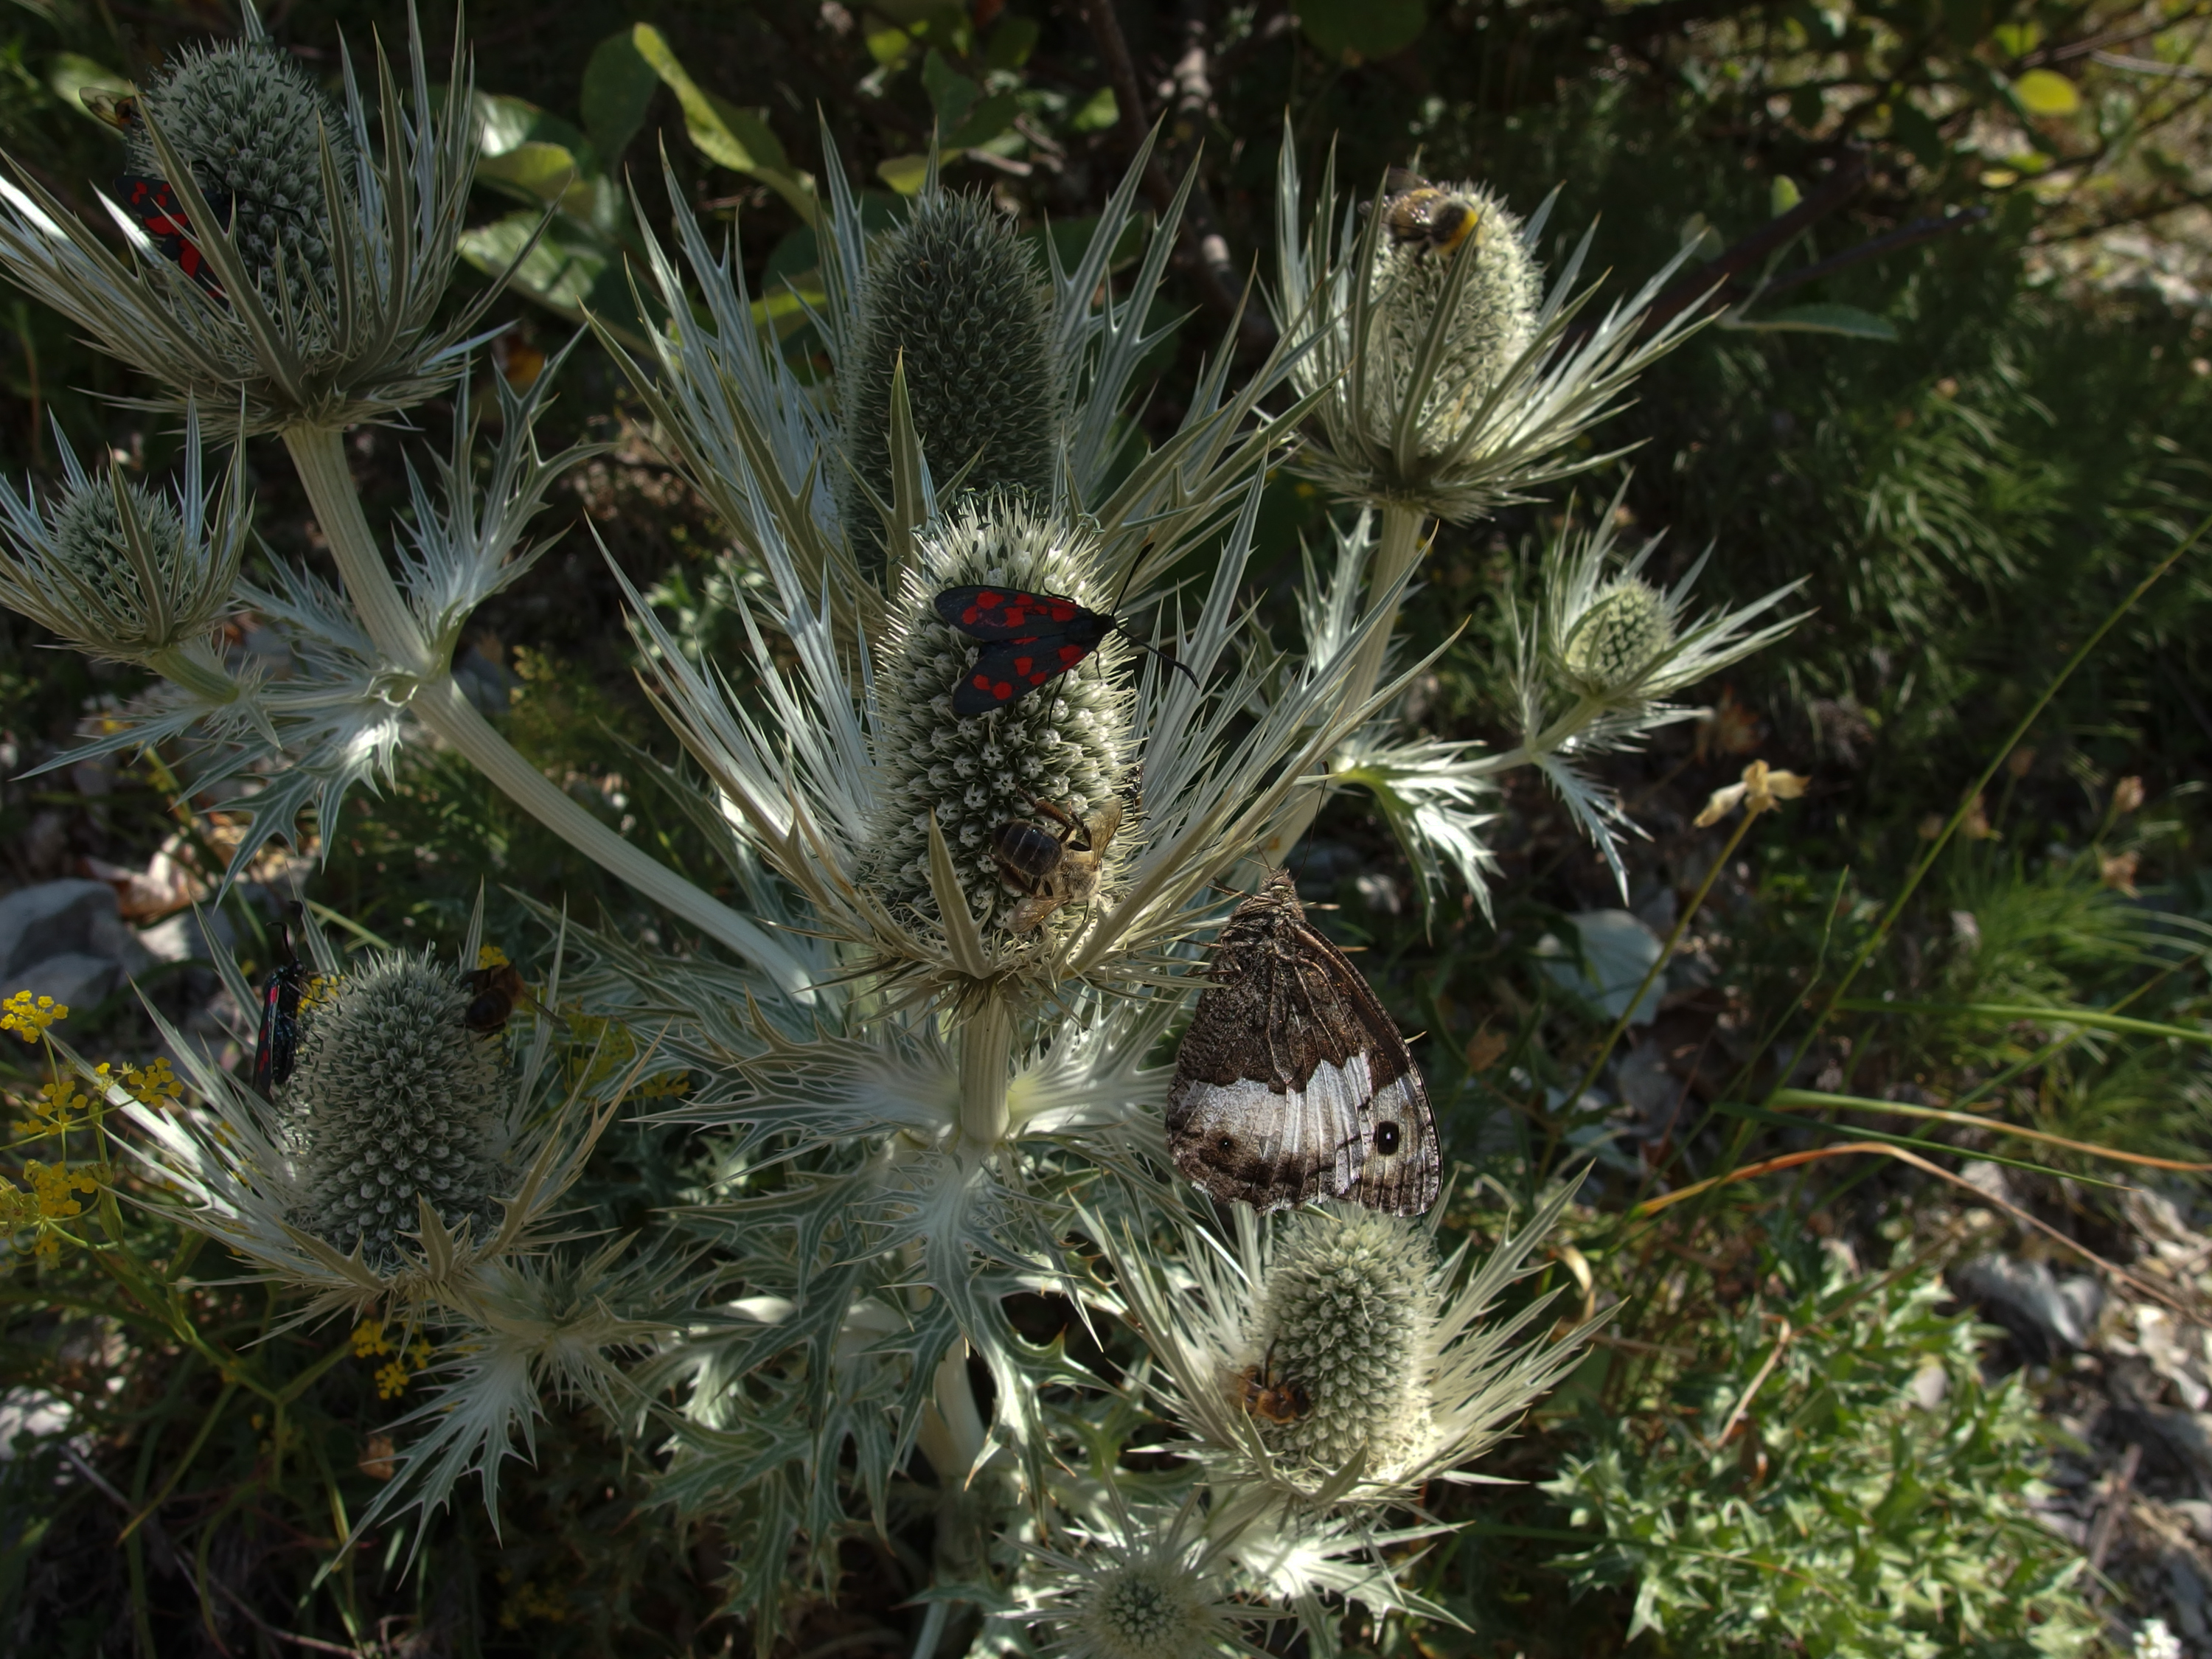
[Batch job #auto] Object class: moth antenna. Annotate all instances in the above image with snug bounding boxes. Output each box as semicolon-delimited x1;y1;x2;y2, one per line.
1116;628;1200;693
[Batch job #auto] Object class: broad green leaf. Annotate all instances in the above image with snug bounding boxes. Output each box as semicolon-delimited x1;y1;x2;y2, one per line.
1743;302;1899;341
1298;0;1427;60
922;49;978;133
1992;20;2042;55
473;91;595;168
1770;175;1802;216
459;211;606;317
581;30;656;164
984;14;1040;69
630;24;818;224
942;91;1018;151
863;19;914;67
476;142;592;218
2013;68;2081;114
1068;86;1118;133
878;153;931;195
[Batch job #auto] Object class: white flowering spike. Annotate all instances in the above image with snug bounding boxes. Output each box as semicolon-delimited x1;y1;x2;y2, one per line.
1275;137;1709;524
863;497;1133;933
0;403;246;695
1249;1208;1442;1475
0;3;492;430
1100;1186;1594;1506
285;950;510;1265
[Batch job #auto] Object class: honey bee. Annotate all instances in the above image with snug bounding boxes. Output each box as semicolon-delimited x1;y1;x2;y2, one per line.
460;961;527;1034
1233;1340;1310;1425
989;794;1123;933
1379;167;1480;260
80;88;143;133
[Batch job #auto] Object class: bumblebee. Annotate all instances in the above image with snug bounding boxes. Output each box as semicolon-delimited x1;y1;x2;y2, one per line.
1233;1340;1310;1425
1379;167;1480;260
461;961;528;1034
988;794;1122;933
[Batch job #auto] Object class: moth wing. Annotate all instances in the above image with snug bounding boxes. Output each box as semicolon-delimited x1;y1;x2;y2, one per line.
1293;920;1442;1215
933;586;1082;641
950;639;1062;717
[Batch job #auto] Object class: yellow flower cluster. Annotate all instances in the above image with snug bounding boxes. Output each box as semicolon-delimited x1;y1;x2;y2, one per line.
354;1318;436;1398
1;991;67;1041
120;1057;183;1109
375;1360;410;1399
18;1076;89;1136
352;1317;393;1357
24;1159;102;1220
477;945;509;970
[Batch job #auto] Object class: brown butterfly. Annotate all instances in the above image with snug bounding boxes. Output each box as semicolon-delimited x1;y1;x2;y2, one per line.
1165;869;1441;1215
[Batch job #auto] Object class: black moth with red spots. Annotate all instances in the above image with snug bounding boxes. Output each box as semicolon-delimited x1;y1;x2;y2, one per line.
116;175;231;300
933;586;1118;717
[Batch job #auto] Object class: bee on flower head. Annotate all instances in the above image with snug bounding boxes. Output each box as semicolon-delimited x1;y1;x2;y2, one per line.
1379;167;1481;260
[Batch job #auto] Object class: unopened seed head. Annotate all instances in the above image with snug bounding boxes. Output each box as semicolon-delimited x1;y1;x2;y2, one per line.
1562;577;1673;695
285;950;508;1267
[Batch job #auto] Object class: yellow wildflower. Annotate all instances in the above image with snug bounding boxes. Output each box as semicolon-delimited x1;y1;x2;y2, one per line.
0;1178;37;1232
24;1159;100;1220
1;991;68;1040
374;1360;410;1399
408;1338;434;1370
22;1076;91;1135
121;1057;183;1110
1694;759;1809;827
352;1318;393;1358
477;945;509;970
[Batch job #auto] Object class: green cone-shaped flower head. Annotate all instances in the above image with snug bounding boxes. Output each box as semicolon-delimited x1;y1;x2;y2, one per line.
130;41;352;325
1560;575;1674;695
1249;1207;1439;1475
285;950;509;1266
840;191;1060;549
41;474;204;655
863;498;1132;933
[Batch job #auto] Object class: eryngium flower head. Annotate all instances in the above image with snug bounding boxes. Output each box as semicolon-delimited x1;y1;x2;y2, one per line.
285;950;509;1265
1249;1208;1441;1475
128;41;353;327
861;497;1132;933
1558;575;1672;696
1017;1506;1265;1659
838;190;1060;549
0;403;246;678
1102;1187;1593;1506
0;8;487;431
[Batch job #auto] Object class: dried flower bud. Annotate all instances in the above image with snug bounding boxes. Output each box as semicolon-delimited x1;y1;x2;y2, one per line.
285;950;509;1266
839;192;1060;549
862;498;1130;931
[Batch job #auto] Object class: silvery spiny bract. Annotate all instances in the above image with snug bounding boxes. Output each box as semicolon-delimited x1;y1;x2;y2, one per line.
285;950;509;1265
128;40;352;326
839;191;1060;551
864;498;1132;932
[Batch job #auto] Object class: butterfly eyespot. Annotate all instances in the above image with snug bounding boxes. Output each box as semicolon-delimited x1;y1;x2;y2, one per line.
1374;1122;1402;1155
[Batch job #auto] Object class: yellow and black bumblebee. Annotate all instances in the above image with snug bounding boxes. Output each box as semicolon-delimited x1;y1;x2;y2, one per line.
1377;167;1481;260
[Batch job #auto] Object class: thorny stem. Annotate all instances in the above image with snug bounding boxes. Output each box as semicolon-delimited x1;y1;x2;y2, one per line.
145;644;240;706
917;1341;987;1484
279;425;816;999
956;992;1015;1151
1248;501;1430;871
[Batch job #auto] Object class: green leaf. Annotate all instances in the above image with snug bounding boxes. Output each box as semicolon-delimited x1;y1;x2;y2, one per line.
581;30;656;164
863;19;914;67
630;23;818;224
472;92;594;167
459;209;644;343
984;14;1040;69
1769;175;1801;217
1742;303;1899;341
877;154;931;195
921;49;978;132
2013;68;2081;115
1298;0;1428;60
476;140;591;218
942;91;1018;151
1068;86;1118;133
